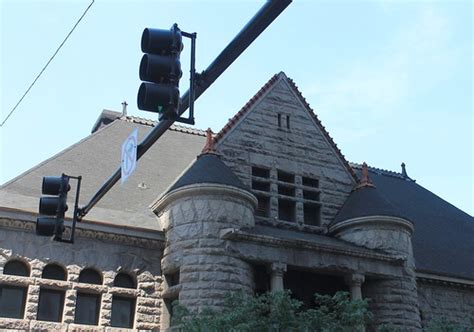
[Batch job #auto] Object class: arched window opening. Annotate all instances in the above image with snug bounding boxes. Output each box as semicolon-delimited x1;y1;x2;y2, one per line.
74;268;102;326
42;263;66;281
111;272;136;328
78;268;102;285
114;272;136;289
0;260;29;319
4;260;29;277
37;263;66;322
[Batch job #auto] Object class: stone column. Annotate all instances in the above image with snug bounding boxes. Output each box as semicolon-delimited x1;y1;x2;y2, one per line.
270;263;287;292
345;273;365;300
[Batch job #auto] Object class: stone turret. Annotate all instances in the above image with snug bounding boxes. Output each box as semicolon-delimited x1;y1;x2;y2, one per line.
329;163;421;330
152;130;257;327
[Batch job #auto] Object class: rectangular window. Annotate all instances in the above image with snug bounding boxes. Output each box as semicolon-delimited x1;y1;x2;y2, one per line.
303;190;320;202
255;194;270;218
286;115;290;129
252;167;270;179
252;180;270;192
302;177;319;188
278;114;282;127
37;288;65;322
277;170;294;183
278;198;295;222
0;285;27;319
278;185;295;197
74;292;100;325
111;295;136;328
304;203;321;226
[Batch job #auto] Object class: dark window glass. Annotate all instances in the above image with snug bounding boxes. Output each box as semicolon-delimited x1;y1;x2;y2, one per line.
277;114;282;127
278;185;295;197
79;269;102;285
255;194;270;218
0;286;27;318
42;264;66;280
303;190;320;201
37;289;64;322
114;273;135;289
286;115;290;129
278;199;295;222
4;260;29;277
252;180;270;192
277;170;294;183
252;167;270;179
302;177;319;188
111;295;135;328
304;203;321;226
74;293;100;325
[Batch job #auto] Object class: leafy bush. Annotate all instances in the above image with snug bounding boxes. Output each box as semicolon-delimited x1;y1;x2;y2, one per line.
172;290;371;332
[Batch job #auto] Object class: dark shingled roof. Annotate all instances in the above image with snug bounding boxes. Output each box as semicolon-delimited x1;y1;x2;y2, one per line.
334;185;407;223
338;167;474;280
167;153;248;193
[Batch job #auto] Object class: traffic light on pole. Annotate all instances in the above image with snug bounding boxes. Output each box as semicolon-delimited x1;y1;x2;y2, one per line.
36;175;70;238
137;24;183;120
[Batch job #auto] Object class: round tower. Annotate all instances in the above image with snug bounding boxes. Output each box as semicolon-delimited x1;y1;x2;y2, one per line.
152;130;257;325
329;163;421;330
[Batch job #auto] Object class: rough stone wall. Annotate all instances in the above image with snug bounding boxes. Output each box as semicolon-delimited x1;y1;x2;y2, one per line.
0;226;162;331
217;77;354;226
417;281;474;328
158;185;256;314
334;218;421;330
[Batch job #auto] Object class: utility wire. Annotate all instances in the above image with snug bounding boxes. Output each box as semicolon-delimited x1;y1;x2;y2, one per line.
0;0;95;127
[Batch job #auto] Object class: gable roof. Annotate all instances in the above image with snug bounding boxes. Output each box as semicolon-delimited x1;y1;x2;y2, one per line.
349;163;474;280
214;72;357;181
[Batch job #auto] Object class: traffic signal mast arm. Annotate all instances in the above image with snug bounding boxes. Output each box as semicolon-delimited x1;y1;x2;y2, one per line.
77;0;292;221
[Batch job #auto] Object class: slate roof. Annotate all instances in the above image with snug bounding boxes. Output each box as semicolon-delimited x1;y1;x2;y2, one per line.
0;112;206;230
166;153;248;193
342;164;474;280
334;185;407;223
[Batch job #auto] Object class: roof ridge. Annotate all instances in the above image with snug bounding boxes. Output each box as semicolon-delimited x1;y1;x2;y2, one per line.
349;162;412;180
121;115;207;136
285;76;358;182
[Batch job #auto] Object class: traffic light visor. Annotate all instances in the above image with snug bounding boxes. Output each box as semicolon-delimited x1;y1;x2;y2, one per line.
36;217;57;236
42;176;70;195
141;28;183;55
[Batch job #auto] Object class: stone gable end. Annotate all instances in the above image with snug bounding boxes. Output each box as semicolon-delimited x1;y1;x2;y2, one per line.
216;74;355;226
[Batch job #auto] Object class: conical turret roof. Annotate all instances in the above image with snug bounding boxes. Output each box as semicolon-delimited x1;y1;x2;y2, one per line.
166;129;247;193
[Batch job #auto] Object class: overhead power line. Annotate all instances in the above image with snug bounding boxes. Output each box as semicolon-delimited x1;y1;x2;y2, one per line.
0;0;95;127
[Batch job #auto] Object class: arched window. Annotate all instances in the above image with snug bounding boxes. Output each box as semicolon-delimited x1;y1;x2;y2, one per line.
74;268;102;326
111;272;136;328
37;263;66;322
0;260;29;319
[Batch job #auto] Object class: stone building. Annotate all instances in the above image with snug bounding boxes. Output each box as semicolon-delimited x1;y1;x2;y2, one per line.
0;72;473;330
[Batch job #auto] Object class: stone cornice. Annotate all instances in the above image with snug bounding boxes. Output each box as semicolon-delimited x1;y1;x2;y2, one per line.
328;215;414;235
0;209;165;250
152;183;258;213
416;271;474;289
220;228;402;263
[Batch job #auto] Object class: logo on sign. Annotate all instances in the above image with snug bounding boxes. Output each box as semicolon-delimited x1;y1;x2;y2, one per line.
121;128;138;184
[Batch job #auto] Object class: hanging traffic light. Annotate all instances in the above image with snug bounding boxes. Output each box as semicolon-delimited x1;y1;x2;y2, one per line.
137;24;183;120
36;175;70;238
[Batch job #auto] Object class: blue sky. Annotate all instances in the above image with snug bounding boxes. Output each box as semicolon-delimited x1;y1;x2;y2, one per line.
1;0;472;215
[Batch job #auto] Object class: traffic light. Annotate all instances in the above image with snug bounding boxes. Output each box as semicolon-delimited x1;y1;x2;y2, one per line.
36;175;70;238
138;24;183;120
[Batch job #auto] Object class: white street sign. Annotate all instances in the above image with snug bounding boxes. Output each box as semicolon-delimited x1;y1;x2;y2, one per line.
121;128;138;184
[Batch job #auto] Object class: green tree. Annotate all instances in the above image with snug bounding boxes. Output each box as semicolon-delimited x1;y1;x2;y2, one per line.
172;290;371;332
